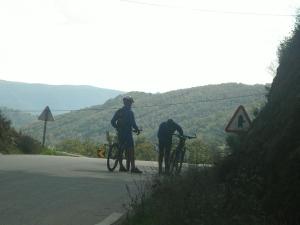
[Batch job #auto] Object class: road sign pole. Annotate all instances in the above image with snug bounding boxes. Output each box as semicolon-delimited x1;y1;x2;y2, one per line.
42;120;47;147
39;106;54;147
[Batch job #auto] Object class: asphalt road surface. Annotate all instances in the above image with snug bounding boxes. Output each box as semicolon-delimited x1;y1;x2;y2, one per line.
0;155;158;225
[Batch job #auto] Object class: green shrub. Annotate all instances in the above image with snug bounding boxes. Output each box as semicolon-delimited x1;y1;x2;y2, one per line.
135;136;157;161
16;134;43;154
124;168;266;225
186;139;213;164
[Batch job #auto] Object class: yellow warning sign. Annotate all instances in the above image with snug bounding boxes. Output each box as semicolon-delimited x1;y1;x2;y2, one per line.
97;146;106;158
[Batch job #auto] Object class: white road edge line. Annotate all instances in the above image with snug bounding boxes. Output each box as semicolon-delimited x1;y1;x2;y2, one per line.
94;212;125;225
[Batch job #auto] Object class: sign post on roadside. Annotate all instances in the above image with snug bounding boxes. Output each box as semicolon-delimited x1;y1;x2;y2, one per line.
225;105;251;133
38;106;54;147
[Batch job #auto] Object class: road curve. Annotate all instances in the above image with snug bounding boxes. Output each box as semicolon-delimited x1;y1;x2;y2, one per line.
0;155;158;225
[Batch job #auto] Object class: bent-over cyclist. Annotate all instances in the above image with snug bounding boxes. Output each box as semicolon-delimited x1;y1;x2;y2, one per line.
157;119;183;174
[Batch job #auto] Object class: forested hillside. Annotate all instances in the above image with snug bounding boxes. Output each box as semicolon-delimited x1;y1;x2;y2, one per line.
0;107;37;129
0;80;123;114
23;83;266;146
0;111;43;154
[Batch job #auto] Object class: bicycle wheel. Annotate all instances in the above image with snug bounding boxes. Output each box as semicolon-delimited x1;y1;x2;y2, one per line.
107;143;119;171
176;148;186;174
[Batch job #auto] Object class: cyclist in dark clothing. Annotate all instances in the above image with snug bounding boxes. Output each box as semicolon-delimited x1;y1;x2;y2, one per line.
157;119;183;174
111;96;142;173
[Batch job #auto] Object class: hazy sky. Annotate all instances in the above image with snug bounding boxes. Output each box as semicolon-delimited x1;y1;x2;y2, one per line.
0;0;299;93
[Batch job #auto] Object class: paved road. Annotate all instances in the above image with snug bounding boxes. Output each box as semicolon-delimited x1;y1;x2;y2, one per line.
0;155;158;225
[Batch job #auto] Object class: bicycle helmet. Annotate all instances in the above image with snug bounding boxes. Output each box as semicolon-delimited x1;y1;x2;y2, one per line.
123;96;134;105
167;119;174;124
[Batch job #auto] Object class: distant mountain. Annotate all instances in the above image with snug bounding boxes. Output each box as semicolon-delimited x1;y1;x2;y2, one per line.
0;80;123;114
23;83;267;146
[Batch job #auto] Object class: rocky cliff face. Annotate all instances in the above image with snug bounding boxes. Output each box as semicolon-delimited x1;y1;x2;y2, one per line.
223;19;300;224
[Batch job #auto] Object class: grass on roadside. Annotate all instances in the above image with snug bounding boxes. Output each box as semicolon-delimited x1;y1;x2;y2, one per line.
123;167;266;225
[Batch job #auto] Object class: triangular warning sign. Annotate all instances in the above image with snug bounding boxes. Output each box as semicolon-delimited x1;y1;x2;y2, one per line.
38;106;55;122
225;105;251;133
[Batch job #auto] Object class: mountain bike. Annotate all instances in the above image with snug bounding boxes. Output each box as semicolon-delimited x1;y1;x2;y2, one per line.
169;134;196;175
106;130;141;172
